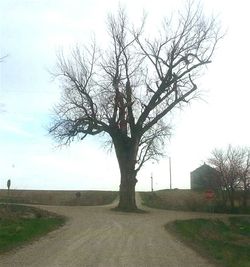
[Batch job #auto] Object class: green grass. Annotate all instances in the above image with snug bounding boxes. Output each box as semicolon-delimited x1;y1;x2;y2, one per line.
166;216;250;267
0;204;65;253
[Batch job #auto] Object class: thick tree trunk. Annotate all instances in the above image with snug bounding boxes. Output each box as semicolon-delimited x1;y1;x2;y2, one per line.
112;134;139;211
118;171;138;211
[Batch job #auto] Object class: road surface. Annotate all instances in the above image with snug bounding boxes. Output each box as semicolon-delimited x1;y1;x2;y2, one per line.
0;193;220;267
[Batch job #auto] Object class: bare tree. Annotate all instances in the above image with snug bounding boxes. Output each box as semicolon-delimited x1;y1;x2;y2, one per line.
49;3;221;211
209;145;250;209
238;148;250;208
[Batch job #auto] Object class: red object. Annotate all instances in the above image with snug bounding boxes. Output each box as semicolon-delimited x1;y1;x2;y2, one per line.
205;190;215;200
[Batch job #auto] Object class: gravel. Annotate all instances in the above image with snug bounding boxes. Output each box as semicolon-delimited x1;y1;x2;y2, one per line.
0;193;221;267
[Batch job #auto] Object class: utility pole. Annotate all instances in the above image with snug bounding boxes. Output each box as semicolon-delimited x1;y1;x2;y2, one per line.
169;157;172;189
151;173;154;192
7;179;11;196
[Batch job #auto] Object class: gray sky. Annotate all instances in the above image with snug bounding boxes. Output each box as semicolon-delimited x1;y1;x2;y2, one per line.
1;0;250;191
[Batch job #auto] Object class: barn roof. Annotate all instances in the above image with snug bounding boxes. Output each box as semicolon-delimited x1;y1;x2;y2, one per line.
191;163;219;175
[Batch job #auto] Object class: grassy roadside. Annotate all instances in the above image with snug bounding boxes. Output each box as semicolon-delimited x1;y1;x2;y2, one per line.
0;204;66;253
166;216;250;267
140;190;250;214
140;190;215;211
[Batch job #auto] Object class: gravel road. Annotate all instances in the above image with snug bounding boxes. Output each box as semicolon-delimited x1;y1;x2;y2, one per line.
0;193;221;267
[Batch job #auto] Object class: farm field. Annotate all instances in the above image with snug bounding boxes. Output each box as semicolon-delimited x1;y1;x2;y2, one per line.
141;189;213;211
0;189;118;206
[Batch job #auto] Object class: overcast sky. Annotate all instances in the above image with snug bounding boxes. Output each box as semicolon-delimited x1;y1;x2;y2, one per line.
0;0;250;191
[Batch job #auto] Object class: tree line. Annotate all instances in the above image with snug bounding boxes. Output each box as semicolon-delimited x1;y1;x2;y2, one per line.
209;145;250;211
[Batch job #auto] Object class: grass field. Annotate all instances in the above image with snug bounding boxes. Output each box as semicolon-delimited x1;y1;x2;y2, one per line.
0;190;118;206
166;216;250;267
141;189;250;214
0;204;65;253
141;189;212;211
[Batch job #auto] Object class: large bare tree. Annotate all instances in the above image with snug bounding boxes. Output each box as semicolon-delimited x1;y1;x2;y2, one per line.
49;3;221;211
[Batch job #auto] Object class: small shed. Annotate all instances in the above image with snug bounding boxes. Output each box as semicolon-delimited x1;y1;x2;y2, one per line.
190;163;220;190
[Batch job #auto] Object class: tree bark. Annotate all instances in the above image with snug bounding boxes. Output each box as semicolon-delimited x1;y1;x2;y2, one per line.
118;171;138;210
112;134;139;211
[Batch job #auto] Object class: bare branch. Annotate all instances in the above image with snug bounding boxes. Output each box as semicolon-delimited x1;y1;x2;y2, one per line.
209;145;250;208
49;3;222;190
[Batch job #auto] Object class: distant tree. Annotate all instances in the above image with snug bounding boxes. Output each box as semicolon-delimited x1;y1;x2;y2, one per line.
238;148;250;208
49;3;222;211
209;145;250;209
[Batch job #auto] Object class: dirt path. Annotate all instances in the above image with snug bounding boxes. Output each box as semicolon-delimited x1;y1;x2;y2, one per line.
0;193;224;267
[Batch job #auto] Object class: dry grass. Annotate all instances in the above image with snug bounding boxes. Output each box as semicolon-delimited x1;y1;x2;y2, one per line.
0;190;118;206
141;189;211;212
141;189;250;214
156;189;209;211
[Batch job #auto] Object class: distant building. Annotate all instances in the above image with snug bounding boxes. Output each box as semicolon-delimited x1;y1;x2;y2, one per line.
190;163;221;190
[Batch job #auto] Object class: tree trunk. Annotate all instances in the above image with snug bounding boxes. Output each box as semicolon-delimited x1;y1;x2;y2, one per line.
112;134;139;211
118;170;138;211
242;191;247;208
228;188;235;209
242;180;248;208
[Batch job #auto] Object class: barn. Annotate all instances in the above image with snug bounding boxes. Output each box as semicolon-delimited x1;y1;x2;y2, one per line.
190;163;221;190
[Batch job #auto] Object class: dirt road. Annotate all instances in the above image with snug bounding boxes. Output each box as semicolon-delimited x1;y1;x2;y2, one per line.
0;193;220;267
